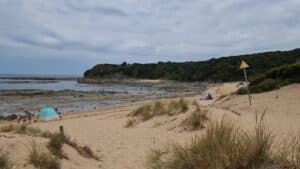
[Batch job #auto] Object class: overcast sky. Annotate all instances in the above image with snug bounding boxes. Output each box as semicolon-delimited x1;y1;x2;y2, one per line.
0;0;300;75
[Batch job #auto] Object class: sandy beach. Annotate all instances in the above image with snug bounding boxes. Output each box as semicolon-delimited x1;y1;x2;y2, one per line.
0;83;299;169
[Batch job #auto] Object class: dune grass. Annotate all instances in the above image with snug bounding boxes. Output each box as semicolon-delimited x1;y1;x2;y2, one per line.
29;142;60;169
0;124;15;133
146;118;279;169
48;133;65;159
274;137;300;169
168;98;189;115
0;148;12;169
0;124;43;137
0;124;100;161
62;135;100;161
125;118;137;128
130;98;189;122
182;106;208;130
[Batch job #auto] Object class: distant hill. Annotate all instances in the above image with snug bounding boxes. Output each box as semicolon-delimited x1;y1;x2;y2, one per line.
84;48;300;82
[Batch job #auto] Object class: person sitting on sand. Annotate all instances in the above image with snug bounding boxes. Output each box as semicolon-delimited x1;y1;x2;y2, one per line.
17;114;21;124
22;116;26;123
58;112;62;120
200;91;214;100
24;110;32;124
55;107;62;120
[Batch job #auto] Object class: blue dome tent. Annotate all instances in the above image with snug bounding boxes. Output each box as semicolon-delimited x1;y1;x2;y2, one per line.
39;106;59;121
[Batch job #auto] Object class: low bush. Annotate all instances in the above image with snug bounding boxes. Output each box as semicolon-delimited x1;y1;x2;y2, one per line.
29;142;60;169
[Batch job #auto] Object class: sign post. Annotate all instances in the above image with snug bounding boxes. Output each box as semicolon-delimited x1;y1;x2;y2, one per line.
240;60;252;105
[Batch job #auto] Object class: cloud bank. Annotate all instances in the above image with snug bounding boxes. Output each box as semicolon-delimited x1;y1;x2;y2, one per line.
0;0;300;74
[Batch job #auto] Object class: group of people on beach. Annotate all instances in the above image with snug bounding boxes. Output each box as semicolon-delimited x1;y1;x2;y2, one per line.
16;109;32;124
16;107;62;124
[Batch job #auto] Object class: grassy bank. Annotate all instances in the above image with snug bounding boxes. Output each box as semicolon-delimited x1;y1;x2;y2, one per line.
146;118;300;169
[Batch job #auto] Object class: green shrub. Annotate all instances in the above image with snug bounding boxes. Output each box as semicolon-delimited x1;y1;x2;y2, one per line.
0;148;12;169
29;142;60;169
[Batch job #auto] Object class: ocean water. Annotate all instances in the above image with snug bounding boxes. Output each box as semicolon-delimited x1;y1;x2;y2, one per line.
0;79;168;116
0;79;165;94
0;77;205;116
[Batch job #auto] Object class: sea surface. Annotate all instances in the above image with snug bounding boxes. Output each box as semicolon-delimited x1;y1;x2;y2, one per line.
0;78;168;116
0;76;205;117
0;79;165;94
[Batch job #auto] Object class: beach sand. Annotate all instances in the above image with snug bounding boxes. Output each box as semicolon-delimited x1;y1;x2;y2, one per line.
1;83;299;169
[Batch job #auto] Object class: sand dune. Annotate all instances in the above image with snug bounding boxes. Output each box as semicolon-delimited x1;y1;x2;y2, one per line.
1;83;299;169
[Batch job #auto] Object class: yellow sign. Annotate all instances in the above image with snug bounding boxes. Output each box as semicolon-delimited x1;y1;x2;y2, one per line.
240;60;249;69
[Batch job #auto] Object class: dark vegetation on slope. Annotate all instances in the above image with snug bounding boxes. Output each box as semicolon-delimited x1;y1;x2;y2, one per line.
236;61;300;94
84;48;300;82
250;61;300;93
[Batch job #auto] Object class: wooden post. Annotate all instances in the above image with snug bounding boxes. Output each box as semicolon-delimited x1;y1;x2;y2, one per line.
59;125;64;136
240;60;252;106
243;69;252;105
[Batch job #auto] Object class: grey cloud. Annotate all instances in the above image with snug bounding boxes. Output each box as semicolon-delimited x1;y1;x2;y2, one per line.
63;0;128;16
1;0;300;74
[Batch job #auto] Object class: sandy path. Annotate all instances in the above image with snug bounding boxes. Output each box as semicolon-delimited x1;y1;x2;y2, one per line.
215;84;300;137
34;109;197;169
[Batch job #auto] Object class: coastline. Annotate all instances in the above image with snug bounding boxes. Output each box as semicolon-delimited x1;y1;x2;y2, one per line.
0;80;208;117
0;83;300;169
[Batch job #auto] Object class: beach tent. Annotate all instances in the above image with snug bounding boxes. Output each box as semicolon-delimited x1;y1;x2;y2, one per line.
38;106;59;121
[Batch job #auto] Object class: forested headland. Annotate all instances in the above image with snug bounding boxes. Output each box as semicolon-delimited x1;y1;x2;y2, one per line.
84;48;300;83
